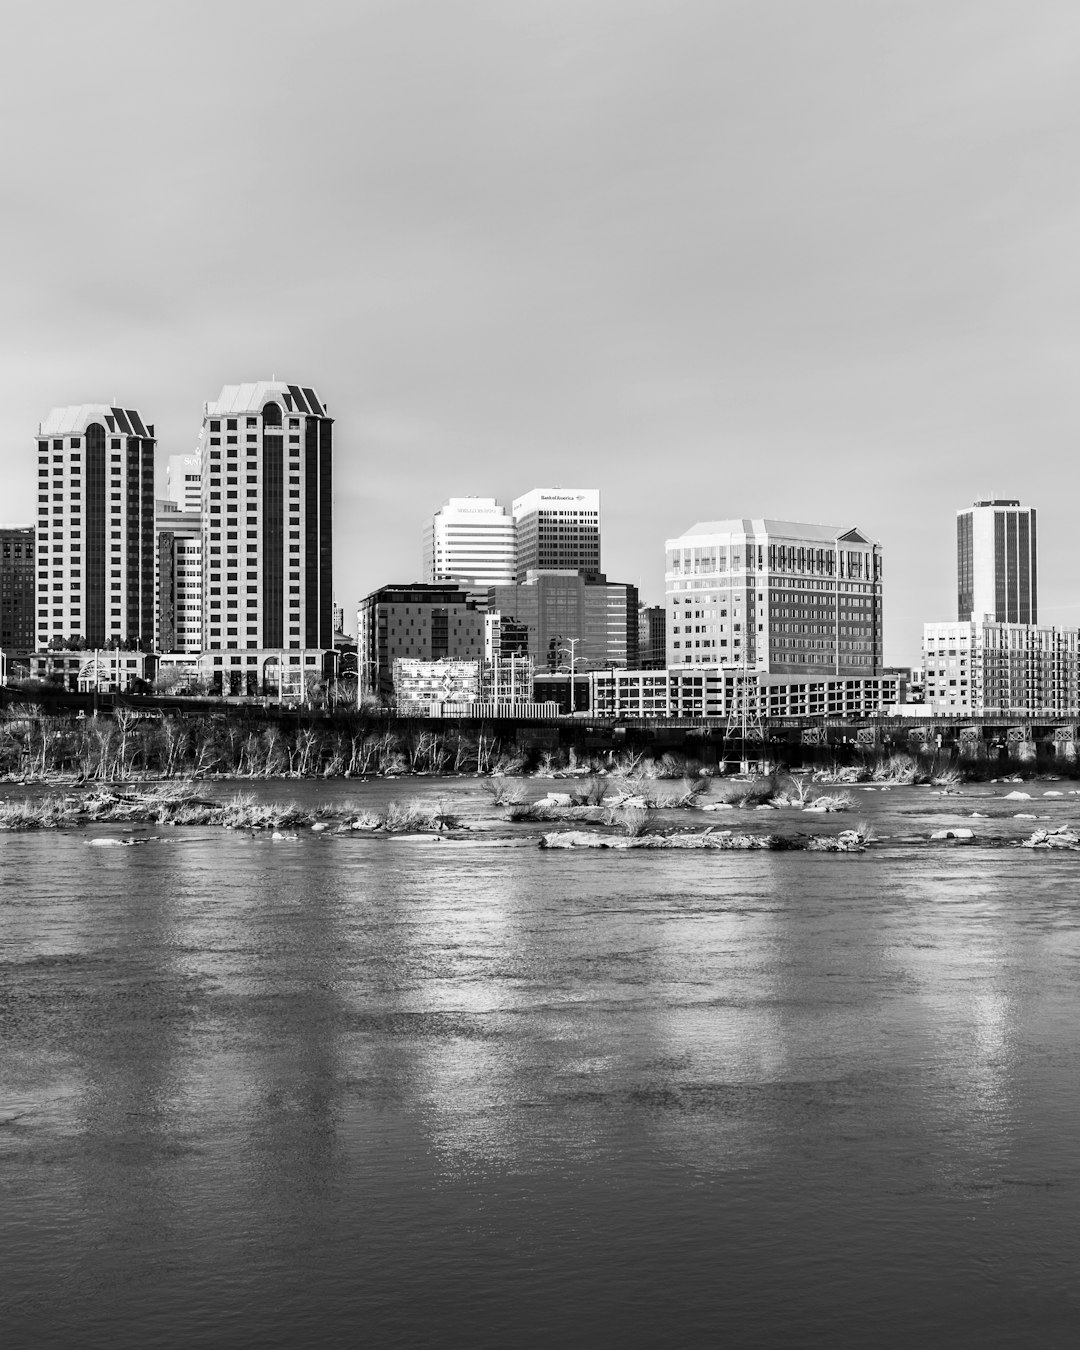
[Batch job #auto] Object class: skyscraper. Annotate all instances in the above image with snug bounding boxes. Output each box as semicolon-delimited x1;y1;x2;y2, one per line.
201;383;332;692
512;488;600;580
35;405;156;649
422;497;516;588
956;499;1037;624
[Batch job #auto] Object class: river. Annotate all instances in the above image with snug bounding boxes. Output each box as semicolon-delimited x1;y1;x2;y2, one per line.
3;777;1080;1347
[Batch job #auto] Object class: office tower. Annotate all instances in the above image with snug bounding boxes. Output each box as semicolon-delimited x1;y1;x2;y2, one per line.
488;571;638;672
356;582;488;697
512;488;600;580
156;499;202;653
422;497;516;588
664;518;883;675
35;405;156;650
166;453;202;511
201;382;333;669
956;499;1037;624
0;526;36;663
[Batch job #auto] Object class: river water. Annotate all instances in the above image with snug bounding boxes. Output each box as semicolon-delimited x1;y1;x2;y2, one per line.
3;777;1080;1347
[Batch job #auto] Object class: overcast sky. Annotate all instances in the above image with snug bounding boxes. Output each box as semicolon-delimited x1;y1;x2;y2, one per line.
4;0;1079;659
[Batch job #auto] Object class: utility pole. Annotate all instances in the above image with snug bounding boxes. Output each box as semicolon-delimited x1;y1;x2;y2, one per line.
725;629;764;774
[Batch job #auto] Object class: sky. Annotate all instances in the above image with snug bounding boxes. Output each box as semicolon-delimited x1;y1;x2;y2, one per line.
3;0;1079;660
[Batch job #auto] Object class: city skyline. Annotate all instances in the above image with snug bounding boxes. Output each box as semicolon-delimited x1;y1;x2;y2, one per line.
6;402;1072;669
5;3;1080;663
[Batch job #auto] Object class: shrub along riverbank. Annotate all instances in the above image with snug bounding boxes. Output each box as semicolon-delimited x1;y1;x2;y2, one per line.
0;703;1068;787
0;786;459;834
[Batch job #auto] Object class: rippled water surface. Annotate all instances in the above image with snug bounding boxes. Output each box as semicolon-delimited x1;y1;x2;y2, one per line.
3;779;1080;1348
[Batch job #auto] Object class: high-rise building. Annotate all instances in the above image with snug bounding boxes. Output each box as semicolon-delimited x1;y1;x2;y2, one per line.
35;405;156;650
422;497;516;588
664;518;883;675
488;570;638;672
0;526;36;664
200;382;333;669
155;500;202;653
512;488;600;580
956;499;1037;624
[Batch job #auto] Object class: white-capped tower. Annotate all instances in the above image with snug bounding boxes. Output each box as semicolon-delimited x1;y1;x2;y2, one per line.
200;381;333;653
35;405;156;650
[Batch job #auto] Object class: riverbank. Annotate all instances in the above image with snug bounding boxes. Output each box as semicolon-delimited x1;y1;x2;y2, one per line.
1;777;1076;856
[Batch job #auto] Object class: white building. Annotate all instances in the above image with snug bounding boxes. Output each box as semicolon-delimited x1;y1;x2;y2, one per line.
166;453;202;512
512;488;600;580
923;621;1080;715
665;518;883;676
393;655;537;715
35;405;157;650
589;668;903;720
201;381;333;661
422;497;516;588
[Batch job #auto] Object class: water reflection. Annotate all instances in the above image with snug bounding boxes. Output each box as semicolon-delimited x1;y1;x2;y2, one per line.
5;792;1080;1348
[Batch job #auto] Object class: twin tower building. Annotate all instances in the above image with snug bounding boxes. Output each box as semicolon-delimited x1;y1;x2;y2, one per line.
34;382;333;691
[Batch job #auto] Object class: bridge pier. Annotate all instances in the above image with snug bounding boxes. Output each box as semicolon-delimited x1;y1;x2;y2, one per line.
958;726;984;763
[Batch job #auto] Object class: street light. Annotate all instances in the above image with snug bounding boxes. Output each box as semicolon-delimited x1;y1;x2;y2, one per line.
549;636;580;714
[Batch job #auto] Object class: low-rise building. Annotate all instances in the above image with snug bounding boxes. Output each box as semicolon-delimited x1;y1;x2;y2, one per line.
31;649;157;693
588;667;904;719
357;582;489;699
202;647;330;699
923;620;1080;715
393;655;536;714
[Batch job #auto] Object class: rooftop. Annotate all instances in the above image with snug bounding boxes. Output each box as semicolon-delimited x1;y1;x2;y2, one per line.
672;519;877;546
39;405;152;438
206;381;326;417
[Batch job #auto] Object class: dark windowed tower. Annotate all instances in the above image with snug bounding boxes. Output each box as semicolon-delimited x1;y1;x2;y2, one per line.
0;525;36;659
201;382;333;655
957;500;1037;624
35;406;156;649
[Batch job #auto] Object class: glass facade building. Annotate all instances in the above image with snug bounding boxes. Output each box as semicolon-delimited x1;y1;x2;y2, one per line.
488;570;638;672
0;526;36;661
956;499;1037;624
